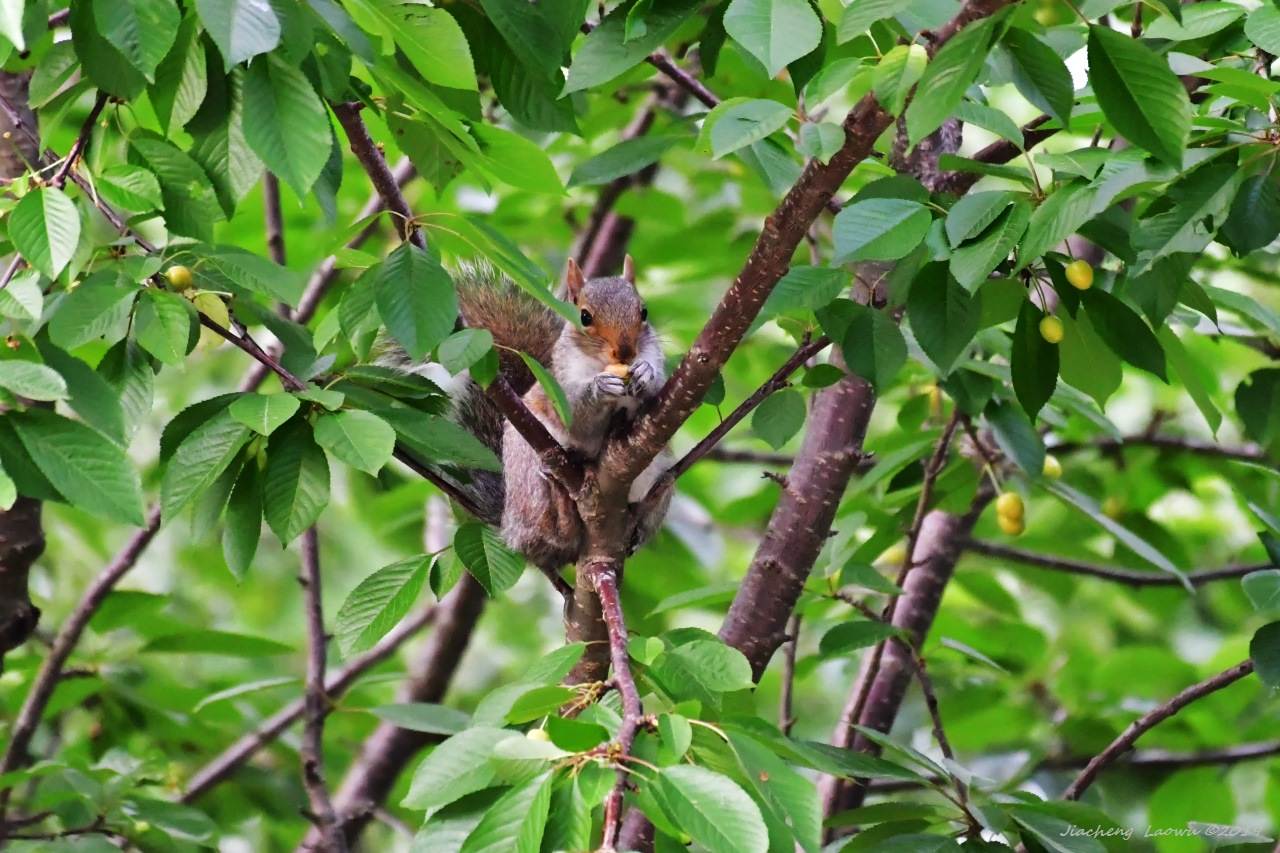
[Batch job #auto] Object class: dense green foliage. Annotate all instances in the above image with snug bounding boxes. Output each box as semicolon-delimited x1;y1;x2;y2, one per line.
0;0;1278;850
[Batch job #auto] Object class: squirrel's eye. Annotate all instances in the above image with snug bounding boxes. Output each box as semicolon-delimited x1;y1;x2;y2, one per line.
580;308;593;326
640;306;648;321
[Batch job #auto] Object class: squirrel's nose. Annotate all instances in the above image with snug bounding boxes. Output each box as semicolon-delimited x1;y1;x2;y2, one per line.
617;344;635;363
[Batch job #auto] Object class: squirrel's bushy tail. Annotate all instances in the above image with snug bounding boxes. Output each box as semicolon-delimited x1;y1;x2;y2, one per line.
374;260;563;525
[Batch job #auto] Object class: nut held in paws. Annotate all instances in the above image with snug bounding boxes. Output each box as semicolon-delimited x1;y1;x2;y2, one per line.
605;363;630;379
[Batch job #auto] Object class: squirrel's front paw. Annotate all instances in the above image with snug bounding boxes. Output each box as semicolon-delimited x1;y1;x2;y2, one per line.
629;360;657;396
594;372;628;397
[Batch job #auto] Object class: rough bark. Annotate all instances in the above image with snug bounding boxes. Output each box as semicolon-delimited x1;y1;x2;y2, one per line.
719;359;875;678
0;72;43;669
818;489;994;820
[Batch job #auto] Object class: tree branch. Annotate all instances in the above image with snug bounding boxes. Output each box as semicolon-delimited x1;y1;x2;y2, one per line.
1049;434;1270;466
181;600;438;802
588;563;646;851
331;102;425;250
298;529;345;852
1063;660;1256;800
264;172;287;266
50;92;106;190
779;614;800;736
663;337;831;485
965;539;1272;586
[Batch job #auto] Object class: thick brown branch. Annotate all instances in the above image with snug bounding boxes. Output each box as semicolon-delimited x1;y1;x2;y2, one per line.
1063;660;1256;800
966;539;1272;586
331;102;426;250
298;529;345;852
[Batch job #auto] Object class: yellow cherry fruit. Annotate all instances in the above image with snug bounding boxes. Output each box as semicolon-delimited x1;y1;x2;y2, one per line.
877;542;907;566
997;512;1025;536
1065;259;1094;290
164;264;194;291
526;728;550;742
1102;496;1123;519
1042;454;1062;480
996;491;1024;521
1039;315;1064;344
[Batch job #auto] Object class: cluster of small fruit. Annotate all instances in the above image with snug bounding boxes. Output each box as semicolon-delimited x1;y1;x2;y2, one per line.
1038;259;1094;344
993;454;1061;536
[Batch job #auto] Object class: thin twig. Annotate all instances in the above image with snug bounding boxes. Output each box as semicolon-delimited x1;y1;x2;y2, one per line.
662;337;831;486
965;539;1272;587
1049;434;1269;466
182;602;438;801
1063;660;1256;800
298;529;346;852
902;649;978;833
589;563;646;852
779;614;800;735
331;101;425;250
50;92;106;190
264;172;287;265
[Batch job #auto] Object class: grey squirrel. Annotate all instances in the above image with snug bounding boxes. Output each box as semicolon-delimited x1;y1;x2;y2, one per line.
380;255;673;579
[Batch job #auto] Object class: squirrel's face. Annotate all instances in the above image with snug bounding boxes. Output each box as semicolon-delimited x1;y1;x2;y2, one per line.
564;256;648;366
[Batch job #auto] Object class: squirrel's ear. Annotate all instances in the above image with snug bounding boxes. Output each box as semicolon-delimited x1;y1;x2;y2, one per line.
622;254;636;284
566;257;585;302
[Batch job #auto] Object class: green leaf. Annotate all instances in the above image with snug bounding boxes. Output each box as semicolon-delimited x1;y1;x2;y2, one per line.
1003;27;1073;126
839;0;910;43
1249;622;1280;689
9;188;81;279
1086;25;1190;167
655;766;769;853
797;122;844;164
242;53;331;196
162;408;252;522
130;134;225;240
1011;299;1058;419
69;2;147;98
403;726;515;809
563;0;700;93
12;409;145;525
569;136;681;187
1046;481;1187;585
723;0;822;77
0;270;42;322
1147;2;1241;39
520;352;573;428
94;0;179;81
1015;181;1097;272
471;124;565;194
386;3;478;91
905;16;998;146
871;44;927;116
98;165;164;213
907;264;978;375
143;629;292;657
195;0;281;68
454;522;524;595
833;199;931;263
381;410;502;472
1243;571;1280;613
1157;327;1221;434
756;265;848;327
1079;289;1166;381
374;244;458;361
335;555;431;656
223;460;262;580
36;340;127;444
1221;170;1280;256
1235;368;1280;453
0;361;68;402
985;400;1044;476
135;289;197;366
439;329;495;375
949;200;1029;291
150;13;208;132
370;702;471;735
263;418;330;543
709;99;793;159
944;191;1016;248
314;410;396;475
1057;307;1122;409
752;388;805;450
838;303;906;391
229;393;300;436
1247;4;1280;54
460;770;554;853
0;462;15;511
819;619;901;659
1132;161;1240;272
201;245;307;306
